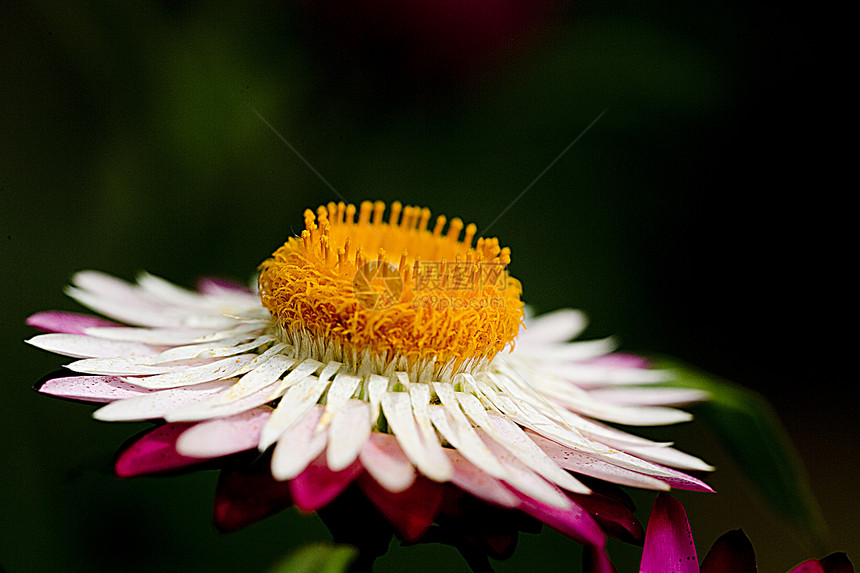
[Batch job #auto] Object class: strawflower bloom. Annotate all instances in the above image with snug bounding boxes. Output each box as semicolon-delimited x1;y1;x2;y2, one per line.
28;201;714;569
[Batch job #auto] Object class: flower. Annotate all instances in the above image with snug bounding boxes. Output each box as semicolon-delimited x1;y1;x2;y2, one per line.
28;200;713;568
640;493;853;573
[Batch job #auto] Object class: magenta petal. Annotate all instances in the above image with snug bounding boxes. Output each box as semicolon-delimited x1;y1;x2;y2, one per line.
789;553;854;573
38;375;154;403
790;561;827;573
639;493;698;573
512;489;605;547
658;467;716;493
357;473;444;542
114;422;202;478
289;454;364;512
213;460;293;532
700;529;756;573
570;488;644;544
26;311;120;334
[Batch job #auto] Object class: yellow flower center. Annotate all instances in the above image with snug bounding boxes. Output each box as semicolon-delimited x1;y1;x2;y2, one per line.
258;201;524;376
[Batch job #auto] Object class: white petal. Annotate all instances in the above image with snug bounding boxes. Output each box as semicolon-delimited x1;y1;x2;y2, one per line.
326;399;372;471
587;387;709;407
477;429;572;508
476;381;681;480
546;388;695;425
67;272;172;327
176;408;271;458
136;272;207;308
537;408;670;449
82;321;264;345
71;270;141;300
163;353;294;421
406;380;453;474
92;380;233;421
538;363;670;388
505;338;616;362
428;405;506;480
317;370;360;430
527;431;670;490
518;309;587;345
359;432;416;493
493;368;694;426
457;393;589;495
381;392;453;482
122;354;261;389
264;358;326;398
258;359;329;451
67;356;205;376
623;443;715;472
26;333;162;359
270;405;328;480
430;383;507;480
136;272;262;320
487;412;591;494
148;334;272;363
365;374;390;427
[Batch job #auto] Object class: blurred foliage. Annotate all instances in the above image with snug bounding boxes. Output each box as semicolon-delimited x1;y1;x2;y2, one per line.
268;543;357;573
654;356;828;552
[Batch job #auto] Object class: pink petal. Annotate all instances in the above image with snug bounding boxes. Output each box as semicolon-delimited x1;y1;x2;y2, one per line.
357;473;444;542
585;353;650;369
700;529;756;573
213;459;293;532
196;277;253;296
114;422;202;477
657;467;716;493
176;408;271;458
26;311;120;334
37;375;155;403
289;453;364;512
358;432;417;493
529;431;670;491
639;493;699;573
446;449;520;509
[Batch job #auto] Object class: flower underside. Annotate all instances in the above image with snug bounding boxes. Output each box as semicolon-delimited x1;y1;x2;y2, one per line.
258;201;524;377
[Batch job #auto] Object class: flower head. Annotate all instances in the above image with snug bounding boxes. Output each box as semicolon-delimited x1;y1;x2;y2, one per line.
28;200;713;567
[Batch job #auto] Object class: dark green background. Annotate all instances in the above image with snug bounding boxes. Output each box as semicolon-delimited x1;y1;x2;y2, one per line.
1;2;853;571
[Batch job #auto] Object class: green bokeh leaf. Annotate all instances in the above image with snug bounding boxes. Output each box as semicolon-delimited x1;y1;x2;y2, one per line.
268;543;359;573
652;356;828;551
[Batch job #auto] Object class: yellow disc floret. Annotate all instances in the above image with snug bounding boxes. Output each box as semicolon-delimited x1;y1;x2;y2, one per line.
258;201;524;377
